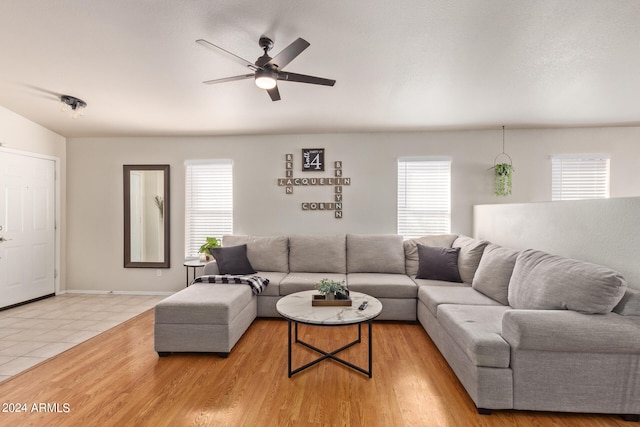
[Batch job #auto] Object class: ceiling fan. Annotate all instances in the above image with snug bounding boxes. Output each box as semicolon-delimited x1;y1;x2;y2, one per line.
196;36;336;101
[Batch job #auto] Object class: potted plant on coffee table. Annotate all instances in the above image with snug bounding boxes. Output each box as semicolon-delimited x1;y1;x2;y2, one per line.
315;278;349;300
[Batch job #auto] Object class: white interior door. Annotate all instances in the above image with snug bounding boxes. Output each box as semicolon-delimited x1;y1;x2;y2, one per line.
0;150;56;309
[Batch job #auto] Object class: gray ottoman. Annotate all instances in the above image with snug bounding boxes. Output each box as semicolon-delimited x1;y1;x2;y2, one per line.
154;283;257;357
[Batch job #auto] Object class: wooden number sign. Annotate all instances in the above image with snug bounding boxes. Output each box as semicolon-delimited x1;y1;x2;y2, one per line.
302;148;324;171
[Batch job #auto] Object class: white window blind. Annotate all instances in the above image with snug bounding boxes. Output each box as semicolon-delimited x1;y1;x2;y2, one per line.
185;160;233;258
397;158;451;238
551;155;610;201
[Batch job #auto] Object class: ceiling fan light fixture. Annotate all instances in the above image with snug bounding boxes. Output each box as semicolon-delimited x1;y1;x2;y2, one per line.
197;36;335;101
60;94;87;118
254;70;277;90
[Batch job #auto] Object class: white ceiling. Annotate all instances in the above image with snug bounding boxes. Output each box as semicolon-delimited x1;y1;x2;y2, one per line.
1;0;639;138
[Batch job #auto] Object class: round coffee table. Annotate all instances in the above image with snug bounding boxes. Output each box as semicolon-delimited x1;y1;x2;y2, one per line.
276;290;382;378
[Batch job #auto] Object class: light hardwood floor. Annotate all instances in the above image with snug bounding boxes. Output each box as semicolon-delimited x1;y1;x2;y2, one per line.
0;310;630;426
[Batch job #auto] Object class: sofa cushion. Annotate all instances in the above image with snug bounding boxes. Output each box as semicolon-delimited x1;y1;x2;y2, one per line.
209;245;256;275
346;234;405;273
250;271;286;297
452;236;489;284
416;245;462;282
155;283;253;325
280;272;347;296
418;285;502;318
613;288;640;316
437;304;512;368
223;235;289;272
472;244;520;305
346;273;418;298
508;249;627;314
412;278;468;288
404;234;458;278
502;309;640;353
289;234;346;273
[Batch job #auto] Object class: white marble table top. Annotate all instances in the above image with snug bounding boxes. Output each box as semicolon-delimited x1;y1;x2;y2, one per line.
276;290;382;325
183;259;207;267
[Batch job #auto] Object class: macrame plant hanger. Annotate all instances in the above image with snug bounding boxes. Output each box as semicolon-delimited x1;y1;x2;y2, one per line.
494;126;512;168
493;126;514;196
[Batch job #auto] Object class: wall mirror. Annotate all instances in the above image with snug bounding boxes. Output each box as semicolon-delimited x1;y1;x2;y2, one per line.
124;164;170;268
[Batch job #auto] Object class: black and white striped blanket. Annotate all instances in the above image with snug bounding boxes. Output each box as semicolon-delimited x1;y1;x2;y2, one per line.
192;275;269;295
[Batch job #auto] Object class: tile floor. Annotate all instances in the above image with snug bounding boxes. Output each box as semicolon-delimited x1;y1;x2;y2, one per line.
0;293;166;383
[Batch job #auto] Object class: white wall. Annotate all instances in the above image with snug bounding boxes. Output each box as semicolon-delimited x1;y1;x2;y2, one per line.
66;126;640;292
0;106;67;293
474;197;640;290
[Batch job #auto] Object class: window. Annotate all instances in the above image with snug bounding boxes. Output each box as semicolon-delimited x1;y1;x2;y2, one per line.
185;160;233;258
551;155;610;201
397;158;451;238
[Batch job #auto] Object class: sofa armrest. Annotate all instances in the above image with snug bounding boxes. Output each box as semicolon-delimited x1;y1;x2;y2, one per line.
502;309;640;353
203;260;219;275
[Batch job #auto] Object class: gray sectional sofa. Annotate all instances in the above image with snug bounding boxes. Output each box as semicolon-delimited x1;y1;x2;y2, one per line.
154;233;640;420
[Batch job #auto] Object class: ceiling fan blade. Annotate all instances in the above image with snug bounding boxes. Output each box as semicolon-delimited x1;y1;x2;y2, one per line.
203;74;254;85
278;71;336;86
196;39;260;71
267;86;281;101
266;38;310;70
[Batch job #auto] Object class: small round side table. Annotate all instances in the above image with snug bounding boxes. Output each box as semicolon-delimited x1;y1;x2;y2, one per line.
183;260;206;286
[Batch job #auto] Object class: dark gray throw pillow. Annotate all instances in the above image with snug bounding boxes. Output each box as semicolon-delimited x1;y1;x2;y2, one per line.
416;245;462;282
209;244;256;275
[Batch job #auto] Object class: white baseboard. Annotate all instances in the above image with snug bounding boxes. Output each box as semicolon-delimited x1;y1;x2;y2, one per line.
61;290;174;296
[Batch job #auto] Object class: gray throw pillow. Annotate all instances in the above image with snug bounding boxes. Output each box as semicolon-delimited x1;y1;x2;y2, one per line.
209;244;256;275
403;234;458;277
416;245;462;283
508;249;627;314
453;236;489;284
472;244;520;305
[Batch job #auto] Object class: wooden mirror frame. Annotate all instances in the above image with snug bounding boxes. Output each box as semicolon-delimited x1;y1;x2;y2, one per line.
124;164;170;268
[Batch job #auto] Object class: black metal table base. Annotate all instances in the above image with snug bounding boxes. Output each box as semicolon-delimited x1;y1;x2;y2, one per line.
287;320;373;378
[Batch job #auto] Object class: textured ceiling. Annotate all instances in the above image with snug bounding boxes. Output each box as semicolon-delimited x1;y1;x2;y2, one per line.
1;0;639;138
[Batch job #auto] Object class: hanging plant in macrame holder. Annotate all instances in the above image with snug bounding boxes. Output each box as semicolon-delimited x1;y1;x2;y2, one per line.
493;126;514;196
494;163;514;196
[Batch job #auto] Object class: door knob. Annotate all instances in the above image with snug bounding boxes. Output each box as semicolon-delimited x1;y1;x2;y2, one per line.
0;236;11;242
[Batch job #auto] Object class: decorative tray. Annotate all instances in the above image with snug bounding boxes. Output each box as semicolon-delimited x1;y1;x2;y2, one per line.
311;294;353;306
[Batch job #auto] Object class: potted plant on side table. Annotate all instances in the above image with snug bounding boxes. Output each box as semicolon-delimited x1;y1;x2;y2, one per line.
198;237;221;261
